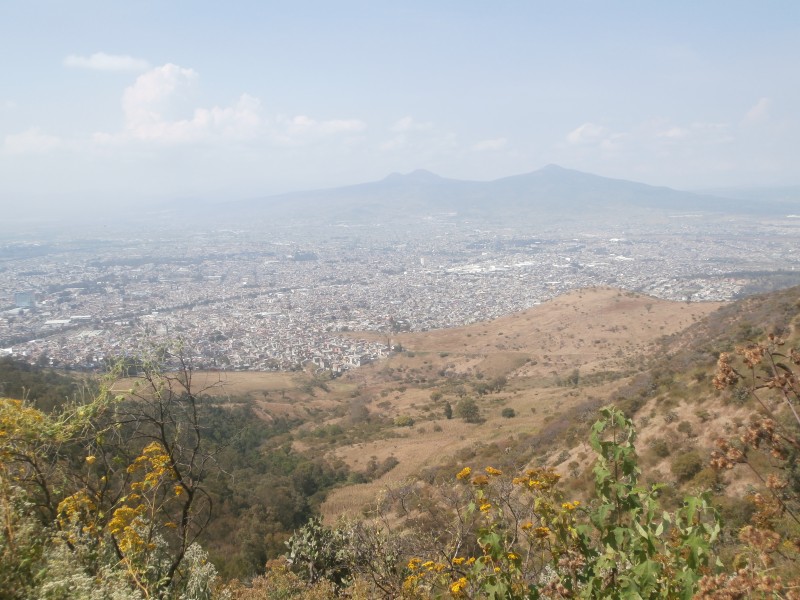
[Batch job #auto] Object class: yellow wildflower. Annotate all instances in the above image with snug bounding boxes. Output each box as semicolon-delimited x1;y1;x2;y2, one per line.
507;552;519;561
403;575;418;592
451;577;468;594
485;466;502;476
452;557;466;565
85;455;96;465
479;502;492;512
456;467;472;480
534;526;551;539
407;558;421;571
521;521;533;530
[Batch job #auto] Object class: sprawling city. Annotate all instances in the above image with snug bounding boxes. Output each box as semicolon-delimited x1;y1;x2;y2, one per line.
4;2;800;598
3;211;798;372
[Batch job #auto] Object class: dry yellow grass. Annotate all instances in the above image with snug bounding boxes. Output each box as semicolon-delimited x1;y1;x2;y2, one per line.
394;287;720;371
319;288;724;520
113;370;298;397
113;368;361;423
111;287;727;522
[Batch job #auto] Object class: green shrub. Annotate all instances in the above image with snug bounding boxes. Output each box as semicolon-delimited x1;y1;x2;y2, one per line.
695;408;712;422
402;407;722;599
393;415;414;427
671;450;704;482
649;437;671;458
455;398;481;423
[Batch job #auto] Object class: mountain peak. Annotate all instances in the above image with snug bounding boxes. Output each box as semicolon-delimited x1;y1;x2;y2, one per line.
539;163;566;172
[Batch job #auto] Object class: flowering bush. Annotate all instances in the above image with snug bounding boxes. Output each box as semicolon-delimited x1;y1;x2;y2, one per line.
402;407;722;599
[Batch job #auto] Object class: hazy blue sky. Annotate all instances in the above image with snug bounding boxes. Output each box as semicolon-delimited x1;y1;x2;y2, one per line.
1;1;798;216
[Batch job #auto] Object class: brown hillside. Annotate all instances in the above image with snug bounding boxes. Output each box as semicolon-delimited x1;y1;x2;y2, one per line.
320;287;723;520
393;287;721;376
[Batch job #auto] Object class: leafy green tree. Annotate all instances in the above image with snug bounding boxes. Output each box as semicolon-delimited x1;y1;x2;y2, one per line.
455;398;481;423
286;518;351;586
0;348;221;599
443;401;453;420
671;450;704;482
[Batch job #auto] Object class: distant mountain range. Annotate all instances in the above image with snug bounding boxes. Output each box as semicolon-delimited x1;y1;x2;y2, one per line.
197;165;797;227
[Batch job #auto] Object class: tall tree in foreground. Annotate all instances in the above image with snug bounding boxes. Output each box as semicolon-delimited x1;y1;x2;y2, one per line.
0;344;222;599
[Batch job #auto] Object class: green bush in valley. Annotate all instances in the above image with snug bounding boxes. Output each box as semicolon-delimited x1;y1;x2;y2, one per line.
455;398;481;423
671;450;704;482
443;401;453;420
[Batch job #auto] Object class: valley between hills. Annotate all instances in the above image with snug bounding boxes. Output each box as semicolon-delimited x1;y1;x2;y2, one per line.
178;286;732;518
4;281;800;597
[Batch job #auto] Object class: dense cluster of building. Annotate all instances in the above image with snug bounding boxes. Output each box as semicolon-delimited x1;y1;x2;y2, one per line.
2;214;798;371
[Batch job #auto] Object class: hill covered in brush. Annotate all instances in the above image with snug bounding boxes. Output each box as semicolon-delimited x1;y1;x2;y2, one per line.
1;285;798;598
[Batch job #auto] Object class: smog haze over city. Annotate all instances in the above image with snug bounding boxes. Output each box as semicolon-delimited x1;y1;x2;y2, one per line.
1;1;799;371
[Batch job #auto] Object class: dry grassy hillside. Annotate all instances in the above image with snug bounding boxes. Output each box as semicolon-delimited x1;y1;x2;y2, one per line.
320;287;723;520
114;370;358;422
394;286;720;374
110;286;796;528
103;283;800;578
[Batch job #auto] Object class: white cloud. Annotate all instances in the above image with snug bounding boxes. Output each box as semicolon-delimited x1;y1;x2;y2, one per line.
745;97;770;122
103;63;364;147
64;52;150;72
121;64;198;140
193;94;263;137
391;116;433;133
657;126;689;139
318;119;366;135
566;122;608;145
115;64;262;143
3;128;61;154
471;137;507;152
